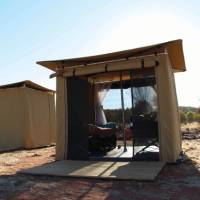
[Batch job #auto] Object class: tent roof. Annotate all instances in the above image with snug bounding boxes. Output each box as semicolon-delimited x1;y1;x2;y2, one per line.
37;39;186;72
0;80;55;93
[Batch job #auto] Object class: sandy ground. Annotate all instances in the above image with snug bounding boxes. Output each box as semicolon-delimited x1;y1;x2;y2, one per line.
0;124;200;200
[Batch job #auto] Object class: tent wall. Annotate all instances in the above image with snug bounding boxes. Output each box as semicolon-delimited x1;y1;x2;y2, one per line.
155;54;181;162
55;77;68;160
24;87;56;148
48;93;56;143
0;87;56;152
0;88;26;151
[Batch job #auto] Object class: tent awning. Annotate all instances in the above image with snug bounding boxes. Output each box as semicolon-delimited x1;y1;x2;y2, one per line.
37;39;186;72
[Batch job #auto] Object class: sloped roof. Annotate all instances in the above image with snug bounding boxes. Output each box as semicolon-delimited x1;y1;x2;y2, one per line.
37;39;186;72
0;80;55;93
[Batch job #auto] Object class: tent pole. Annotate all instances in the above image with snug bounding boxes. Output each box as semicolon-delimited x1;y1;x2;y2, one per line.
130;71;135;159
120;72;127;152
93;80;96;124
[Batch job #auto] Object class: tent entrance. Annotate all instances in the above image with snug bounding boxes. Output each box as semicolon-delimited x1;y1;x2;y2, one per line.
87;69;160;161
66;68;159;161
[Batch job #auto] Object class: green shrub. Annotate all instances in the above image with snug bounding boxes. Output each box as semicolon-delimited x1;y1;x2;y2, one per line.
193;113;200;122
180;112;187;123
186;111;194;123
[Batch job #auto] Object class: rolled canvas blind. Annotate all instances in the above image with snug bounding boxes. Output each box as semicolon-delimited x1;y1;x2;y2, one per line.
63;54;162;77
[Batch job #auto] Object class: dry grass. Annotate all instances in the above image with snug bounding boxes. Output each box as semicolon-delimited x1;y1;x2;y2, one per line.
0;146;55;175
181;122;200;129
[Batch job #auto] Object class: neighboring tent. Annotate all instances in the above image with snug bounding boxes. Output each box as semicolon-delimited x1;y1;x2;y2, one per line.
37;39;186;163
0;80;56;151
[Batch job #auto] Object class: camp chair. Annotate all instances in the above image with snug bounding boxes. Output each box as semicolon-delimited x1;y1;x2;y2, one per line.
132;115;159;155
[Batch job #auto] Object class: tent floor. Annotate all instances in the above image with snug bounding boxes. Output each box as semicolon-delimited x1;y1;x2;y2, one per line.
90;146;159;161
20;160;165;181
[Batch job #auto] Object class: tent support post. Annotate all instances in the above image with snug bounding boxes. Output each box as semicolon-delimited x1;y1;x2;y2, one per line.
55;76;68;160
120;72;127;152
93;81;96;124
130;71;135;159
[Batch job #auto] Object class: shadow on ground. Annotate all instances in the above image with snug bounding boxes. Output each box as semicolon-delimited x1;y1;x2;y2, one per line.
1;155;199;200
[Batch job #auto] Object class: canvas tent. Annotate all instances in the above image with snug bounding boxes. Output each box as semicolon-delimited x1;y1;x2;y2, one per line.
0;80;56;151
38;39;186;163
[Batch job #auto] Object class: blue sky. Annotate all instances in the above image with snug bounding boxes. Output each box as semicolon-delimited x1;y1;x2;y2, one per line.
1;0;200;108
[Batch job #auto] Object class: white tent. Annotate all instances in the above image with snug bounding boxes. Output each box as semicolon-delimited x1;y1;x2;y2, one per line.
0;80;56;151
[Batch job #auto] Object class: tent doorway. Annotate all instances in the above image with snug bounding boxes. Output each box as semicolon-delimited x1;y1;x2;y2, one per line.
87;70;160;161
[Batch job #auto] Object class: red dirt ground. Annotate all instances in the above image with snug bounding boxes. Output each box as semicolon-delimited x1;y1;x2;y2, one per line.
0;125;200;200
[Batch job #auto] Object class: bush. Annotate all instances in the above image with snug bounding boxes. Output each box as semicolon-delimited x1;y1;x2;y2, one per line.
186;111;194;123
180;112;187;123
193;113;200;122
